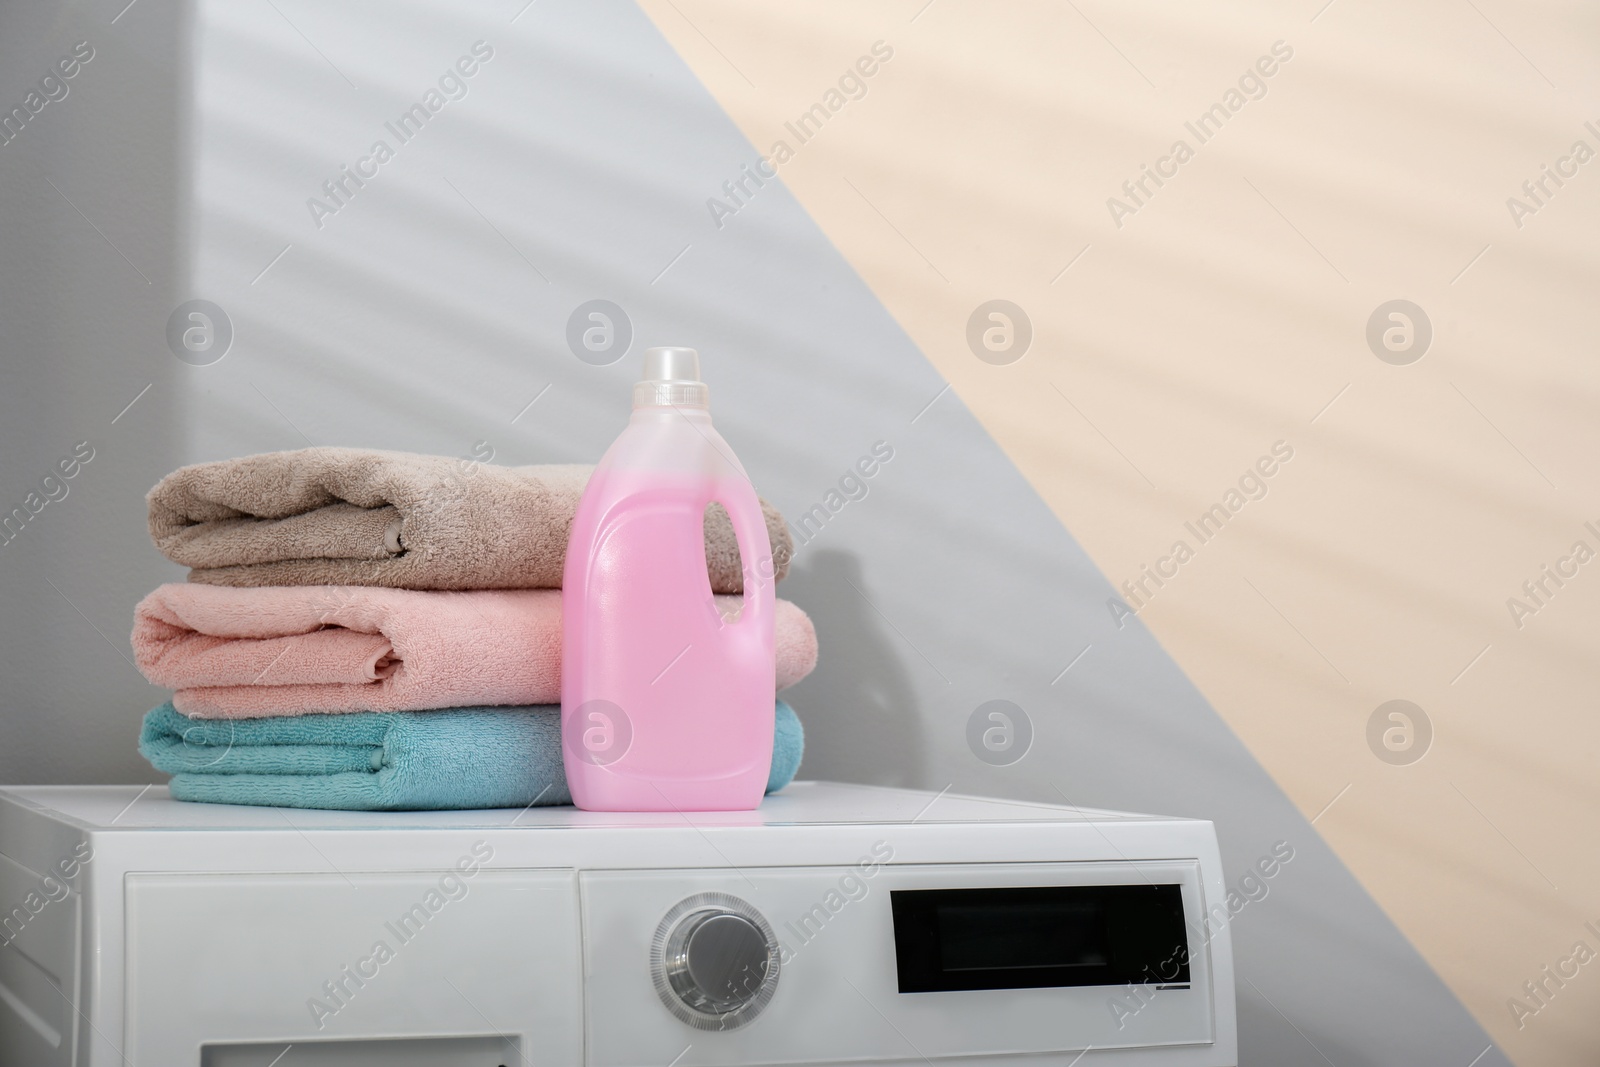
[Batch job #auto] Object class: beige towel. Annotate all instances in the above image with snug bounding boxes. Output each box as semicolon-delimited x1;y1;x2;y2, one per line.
147;448;792;593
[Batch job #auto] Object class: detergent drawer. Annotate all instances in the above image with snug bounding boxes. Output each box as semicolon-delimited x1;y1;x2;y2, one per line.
0;849;81;1067
125;869;580;1066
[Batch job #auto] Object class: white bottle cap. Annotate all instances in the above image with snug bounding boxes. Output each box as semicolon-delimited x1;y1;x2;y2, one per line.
642;346;700;382
634;346;710;408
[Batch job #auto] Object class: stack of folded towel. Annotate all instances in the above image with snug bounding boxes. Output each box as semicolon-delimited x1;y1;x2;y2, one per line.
131;447;817;811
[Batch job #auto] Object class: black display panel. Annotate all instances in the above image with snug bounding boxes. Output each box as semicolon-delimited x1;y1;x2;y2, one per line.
889;884;1190;993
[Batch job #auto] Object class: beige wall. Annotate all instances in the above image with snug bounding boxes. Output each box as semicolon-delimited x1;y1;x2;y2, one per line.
639;1;1600;1063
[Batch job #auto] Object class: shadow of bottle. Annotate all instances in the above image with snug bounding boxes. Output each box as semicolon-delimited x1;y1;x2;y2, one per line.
778;547;925;788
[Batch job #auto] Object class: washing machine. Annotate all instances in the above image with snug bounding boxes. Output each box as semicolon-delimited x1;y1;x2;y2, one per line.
0;781;1236;1065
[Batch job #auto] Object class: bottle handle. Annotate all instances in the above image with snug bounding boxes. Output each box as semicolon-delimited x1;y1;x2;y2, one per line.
712;483;774;631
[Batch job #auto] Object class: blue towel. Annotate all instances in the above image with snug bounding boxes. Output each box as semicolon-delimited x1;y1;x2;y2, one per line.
139;701;804;811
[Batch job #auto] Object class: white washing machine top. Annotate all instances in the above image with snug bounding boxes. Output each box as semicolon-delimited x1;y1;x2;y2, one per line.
2;779;1165;831
0;781;1237;1067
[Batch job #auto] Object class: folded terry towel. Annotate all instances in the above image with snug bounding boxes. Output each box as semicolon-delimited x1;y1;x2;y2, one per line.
132;583;818;719
139;700;804;811
147;447;792;593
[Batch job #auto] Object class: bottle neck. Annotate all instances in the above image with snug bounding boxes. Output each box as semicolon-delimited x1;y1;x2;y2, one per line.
630;402;711;424
633;381;709;409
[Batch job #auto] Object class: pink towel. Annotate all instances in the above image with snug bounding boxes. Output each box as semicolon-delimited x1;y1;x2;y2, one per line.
132;583;818;719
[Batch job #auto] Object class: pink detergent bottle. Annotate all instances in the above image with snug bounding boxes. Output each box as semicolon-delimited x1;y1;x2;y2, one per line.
561;346;776;811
